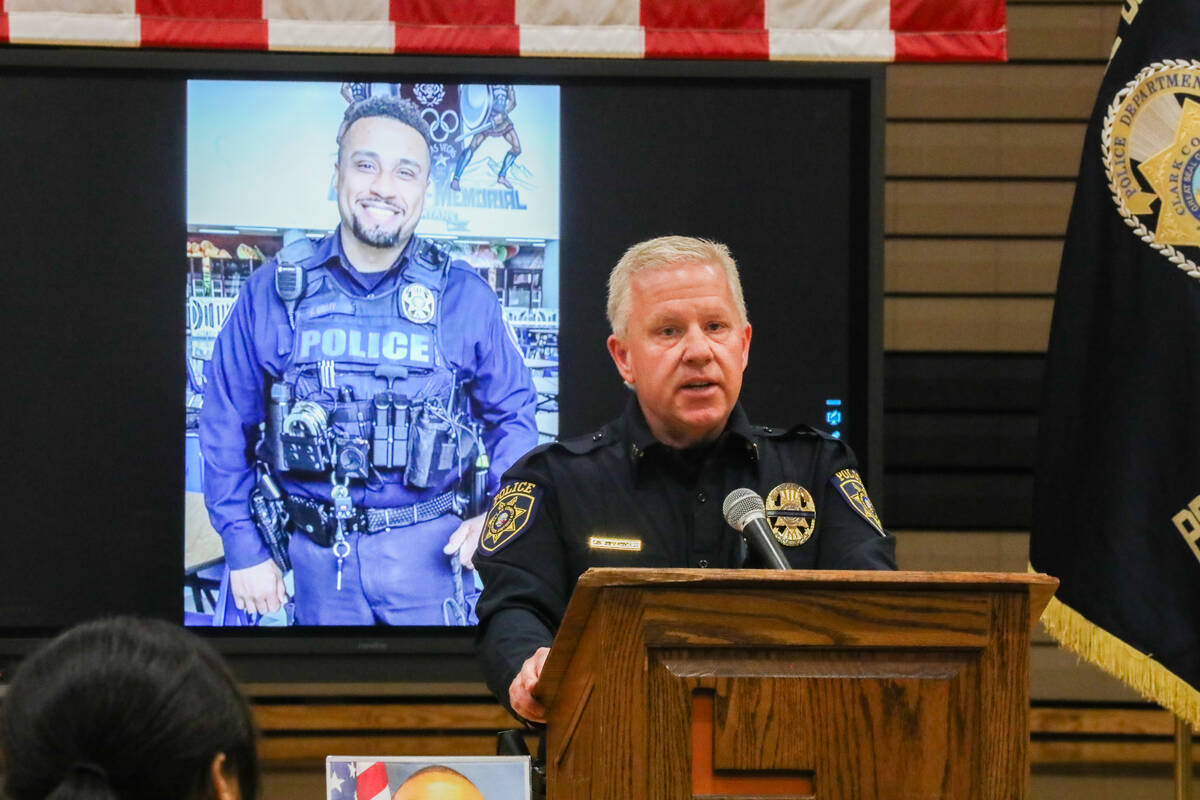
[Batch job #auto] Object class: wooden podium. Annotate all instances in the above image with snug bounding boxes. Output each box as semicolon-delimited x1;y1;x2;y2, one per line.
534;569;1057;800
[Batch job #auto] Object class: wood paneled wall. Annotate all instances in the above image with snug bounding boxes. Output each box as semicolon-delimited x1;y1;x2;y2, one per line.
880;2;1115;576
883;1;1109;544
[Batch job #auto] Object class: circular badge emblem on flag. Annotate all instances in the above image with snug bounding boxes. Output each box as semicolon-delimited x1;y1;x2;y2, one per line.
1102;59;1200;279
401;283;436;324
765;482;816;547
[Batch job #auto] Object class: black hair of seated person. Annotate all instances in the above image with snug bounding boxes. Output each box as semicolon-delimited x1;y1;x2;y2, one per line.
2;617;258;800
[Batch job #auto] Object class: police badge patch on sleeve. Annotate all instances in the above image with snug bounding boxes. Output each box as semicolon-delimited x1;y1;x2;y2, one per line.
478;481;542;556
832;469;885;536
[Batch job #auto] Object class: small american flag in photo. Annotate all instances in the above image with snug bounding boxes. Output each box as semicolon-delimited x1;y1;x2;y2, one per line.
326;755;530;800
327;759;389;800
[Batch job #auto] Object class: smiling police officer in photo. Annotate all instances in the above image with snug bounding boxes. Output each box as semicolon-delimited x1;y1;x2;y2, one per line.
474;236;896;722
199;95;538;625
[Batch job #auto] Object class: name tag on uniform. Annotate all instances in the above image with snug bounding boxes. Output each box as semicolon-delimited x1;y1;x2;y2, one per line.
588;536;642;552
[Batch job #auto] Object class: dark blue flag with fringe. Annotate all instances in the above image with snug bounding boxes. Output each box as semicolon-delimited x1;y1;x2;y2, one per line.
1031;0;1200;725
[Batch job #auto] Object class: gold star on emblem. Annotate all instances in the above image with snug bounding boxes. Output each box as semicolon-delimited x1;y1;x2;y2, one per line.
483;496;528;547
479;481;541;554
1137;98;1200;246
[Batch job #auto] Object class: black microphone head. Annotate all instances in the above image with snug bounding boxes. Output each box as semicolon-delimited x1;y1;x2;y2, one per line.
722;488;766;531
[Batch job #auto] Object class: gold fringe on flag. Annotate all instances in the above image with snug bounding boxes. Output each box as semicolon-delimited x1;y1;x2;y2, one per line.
1038;591;1200;728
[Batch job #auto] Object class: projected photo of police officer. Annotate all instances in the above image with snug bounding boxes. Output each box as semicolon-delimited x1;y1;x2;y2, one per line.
195;87;539;626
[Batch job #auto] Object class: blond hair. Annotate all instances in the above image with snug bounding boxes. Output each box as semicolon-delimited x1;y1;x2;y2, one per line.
606;236;747;338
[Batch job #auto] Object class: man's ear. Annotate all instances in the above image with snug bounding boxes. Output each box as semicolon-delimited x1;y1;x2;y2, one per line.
607;334;635;385
740;322;752;370
208;753;240;800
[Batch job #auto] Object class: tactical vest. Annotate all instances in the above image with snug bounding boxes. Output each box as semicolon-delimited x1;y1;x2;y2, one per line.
263;237;470;489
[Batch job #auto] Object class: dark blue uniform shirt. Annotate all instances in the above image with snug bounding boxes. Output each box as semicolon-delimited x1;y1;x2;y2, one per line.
474;400;896;709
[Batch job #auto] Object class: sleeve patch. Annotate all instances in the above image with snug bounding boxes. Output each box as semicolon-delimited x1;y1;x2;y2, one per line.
477;481;543;557
832;468;885;536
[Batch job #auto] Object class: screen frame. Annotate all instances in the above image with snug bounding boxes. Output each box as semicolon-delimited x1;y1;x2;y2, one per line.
0;45;883;687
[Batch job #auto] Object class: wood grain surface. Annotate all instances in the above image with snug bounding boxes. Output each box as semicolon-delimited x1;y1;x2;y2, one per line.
538;571;1048;799
888;122;1086;178
885;297;1055;352
885;238;1062;295
886;180;1076;236
887;65;1104;120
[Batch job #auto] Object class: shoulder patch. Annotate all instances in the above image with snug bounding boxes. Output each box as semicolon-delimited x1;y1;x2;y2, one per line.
831;468;885;536
477;481;543;556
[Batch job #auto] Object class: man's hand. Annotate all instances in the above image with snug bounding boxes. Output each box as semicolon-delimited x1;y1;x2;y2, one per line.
229;559;287;616
443;512;486;570
508;647;550;723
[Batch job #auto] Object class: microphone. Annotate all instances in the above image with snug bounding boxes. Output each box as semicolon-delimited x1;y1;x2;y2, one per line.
722;489;791;571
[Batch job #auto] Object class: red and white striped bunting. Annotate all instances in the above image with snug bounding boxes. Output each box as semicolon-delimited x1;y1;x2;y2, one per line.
0;0;1005;62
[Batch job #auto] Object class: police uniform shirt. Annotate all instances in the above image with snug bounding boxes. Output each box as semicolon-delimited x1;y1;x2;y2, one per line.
473;400;896;709
199;229;538;570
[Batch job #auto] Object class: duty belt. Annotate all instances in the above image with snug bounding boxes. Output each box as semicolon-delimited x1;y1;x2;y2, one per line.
363;492;456;532
285;491;457;547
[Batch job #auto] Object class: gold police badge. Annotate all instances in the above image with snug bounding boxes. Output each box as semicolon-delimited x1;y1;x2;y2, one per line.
765;482;816;546
1102;60;1200;279
478;481;541;556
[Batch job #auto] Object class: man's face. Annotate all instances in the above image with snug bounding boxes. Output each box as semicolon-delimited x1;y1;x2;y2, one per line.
335;116;430;249
391;771;483;800
607;261;751;448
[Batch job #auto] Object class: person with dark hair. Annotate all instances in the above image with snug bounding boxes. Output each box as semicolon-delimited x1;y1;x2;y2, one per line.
198;90;538;625
1;617;258;800
336;94;434;162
